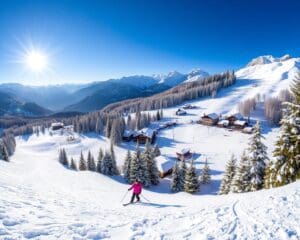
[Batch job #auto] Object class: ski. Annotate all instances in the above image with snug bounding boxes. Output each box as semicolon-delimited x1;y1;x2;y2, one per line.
122;201;141;206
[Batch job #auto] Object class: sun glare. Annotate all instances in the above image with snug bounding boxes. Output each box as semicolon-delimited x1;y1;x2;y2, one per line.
25;50;48;72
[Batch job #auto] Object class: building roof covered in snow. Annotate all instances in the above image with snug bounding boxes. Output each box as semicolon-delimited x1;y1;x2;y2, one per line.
51;122;64;127
134;128;155;138
156;156;175;172
233;120;247;126
218;119;229;126
203;113;219;120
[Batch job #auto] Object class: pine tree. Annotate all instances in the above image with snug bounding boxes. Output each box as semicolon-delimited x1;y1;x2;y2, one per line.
97;148;103;173
129;143;150;187
79;151;87;171
101;146;119;176
219;154;237;195
230;151;251;193
101;151;112;175
122;150;132;182
247;121;268;191
179;160;187;190
184;160;199;193
110;142;119;175
152;144;161;157
129;145;139;183
170;161;182;192
87;151;96;171
142;141;160;185
0;143;9;162
58;148;69;166
266;102;300;187
70;158;77;171
200;158;211;184
110;119;123;145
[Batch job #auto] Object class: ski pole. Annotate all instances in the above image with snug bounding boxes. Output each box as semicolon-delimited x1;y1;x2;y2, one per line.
120;190;129;203
140;193;150;203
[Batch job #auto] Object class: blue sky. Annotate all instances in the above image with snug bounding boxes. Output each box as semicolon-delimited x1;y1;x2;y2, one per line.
0;0;299;85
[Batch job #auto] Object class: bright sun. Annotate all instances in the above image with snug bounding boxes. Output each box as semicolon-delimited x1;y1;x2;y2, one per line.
25;50;48;72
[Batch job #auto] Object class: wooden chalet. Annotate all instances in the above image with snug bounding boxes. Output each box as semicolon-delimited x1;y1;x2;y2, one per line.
200;113;219;126
176;148;192;160
175;108;187;116
156;156;175;178
133;128;156;144
51;122;64;131
233;120;248;129
225;113;244;125
217;119;229;127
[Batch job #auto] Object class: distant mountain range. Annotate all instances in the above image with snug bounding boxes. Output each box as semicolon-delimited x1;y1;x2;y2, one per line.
0;91;52;117
0;69;209;115
1;54;297;118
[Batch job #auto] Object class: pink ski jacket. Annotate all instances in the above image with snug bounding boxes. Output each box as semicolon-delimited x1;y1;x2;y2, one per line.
129;182;142;194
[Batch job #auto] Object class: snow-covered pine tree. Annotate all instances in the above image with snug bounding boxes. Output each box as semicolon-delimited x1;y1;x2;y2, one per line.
101;151;111;175
87;151;96;171
266;103;300;187
170;161;182;192
79;151;87;171
129;142;150;187
101;146;119;176
179;160;187;190
110;142;119;175
230;151;251;193
70;158;77;171
0;142;9;162
97;148;103;173
122;150;132;182
110;118;123;145
129;144;139;183
58;148;69;166
247;121;268;191
152;144;161;157
200;158;211;184
219;154;237;195
184;160;199;193
142;140;160;185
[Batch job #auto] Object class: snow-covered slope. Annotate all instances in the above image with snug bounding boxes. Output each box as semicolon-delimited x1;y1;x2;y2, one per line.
236;55;300;101
1;55;300;239
0;130;299;239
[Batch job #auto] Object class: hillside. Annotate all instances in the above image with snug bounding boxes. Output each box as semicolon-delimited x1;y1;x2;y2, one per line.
0;91;52;117
0;124;299;239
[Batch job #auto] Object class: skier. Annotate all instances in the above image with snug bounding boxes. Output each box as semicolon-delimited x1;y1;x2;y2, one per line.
128;179;142;203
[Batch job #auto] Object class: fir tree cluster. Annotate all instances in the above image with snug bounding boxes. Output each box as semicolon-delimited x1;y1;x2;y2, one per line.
0;133;16;162
170;157;212;194
264;73;300;187
58;142;119;175
219;121;268;194
122;141;160;187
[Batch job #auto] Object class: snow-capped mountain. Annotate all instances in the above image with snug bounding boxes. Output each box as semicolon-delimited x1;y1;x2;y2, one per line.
236;54;300;100
246;54;292;67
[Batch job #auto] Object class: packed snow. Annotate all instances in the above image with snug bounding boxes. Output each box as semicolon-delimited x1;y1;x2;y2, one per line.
1;55;300;239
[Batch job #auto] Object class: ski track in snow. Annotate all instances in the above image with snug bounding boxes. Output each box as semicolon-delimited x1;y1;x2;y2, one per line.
1;58;300;239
